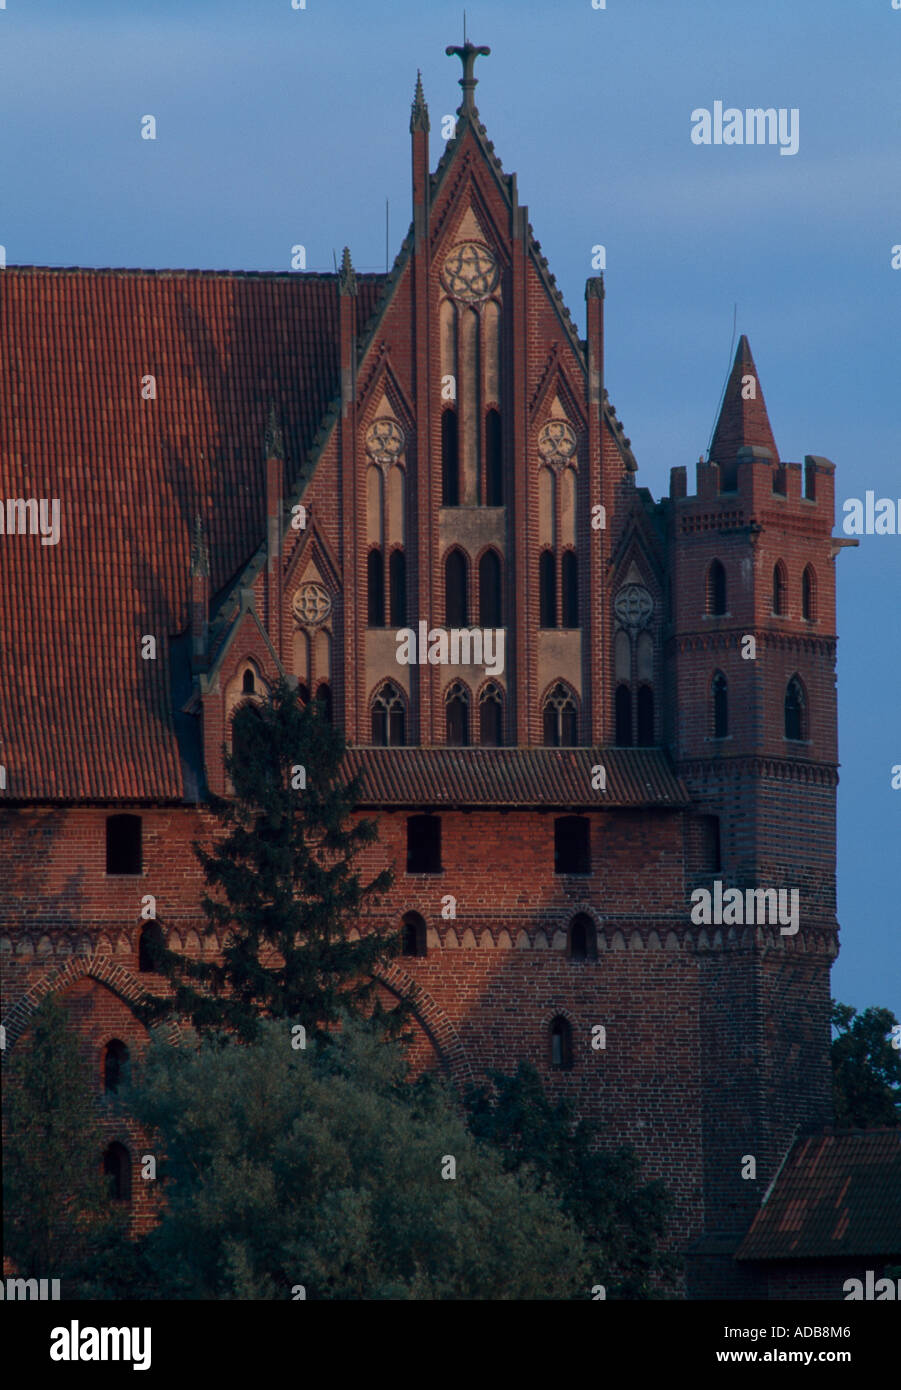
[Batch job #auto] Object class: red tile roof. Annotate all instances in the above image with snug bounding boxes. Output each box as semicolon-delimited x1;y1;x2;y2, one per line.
709;334;779;469
344;746;689;809
0;267;384;800
737;1129;901;1261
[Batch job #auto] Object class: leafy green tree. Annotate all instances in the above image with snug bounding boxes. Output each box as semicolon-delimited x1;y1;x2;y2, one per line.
831;1001;901;1128
127;1017;589;1299
139;679;399;1043
465;1062;680;1298
2;996;127;1280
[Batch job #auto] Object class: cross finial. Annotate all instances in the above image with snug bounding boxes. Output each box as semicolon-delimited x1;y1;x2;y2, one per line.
445;38;490;114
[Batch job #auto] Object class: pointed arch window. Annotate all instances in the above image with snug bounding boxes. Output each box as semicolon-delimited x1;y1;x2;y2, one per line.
568;914;597;961
802;565;816;621
445;549;468;627
485;409;503;505
103;1142;132;1202
367;548;385;627
707;560;727;616
442;409;459;506
242;668;255;694
543;683;578;747
636;685;655;746
773;561;787;616
389;548;407;627
479;549;502;627
539;550;556;628
138;922;163;974
371;682;406;747
401;911;428;958
561;550;578;627
445;680;470;746
316;682;333;725
549;1016;573;1071
615;684;632;747
712;672;729;739
479;682;503;746
104;1040;130;1094
784;677;806;741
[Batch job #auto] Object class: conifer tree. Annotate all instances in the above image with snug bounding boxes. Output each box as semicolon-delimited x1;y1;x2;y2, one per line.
139;678;399;1042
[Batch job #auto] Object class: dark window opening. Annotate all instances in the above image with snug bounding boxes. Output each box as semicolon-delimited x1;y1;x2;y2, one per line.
555;816;590;875
636;684;654;746
479;549;502;628
106;814;141;876
104;1039;130;1095
368;548;384;627
442;410;459;506
445;681;470;746
773;563;787;615
561;551;578;627
485;409;503;505
103;1142;132;1202
401;911;427;958
479;683;503;746
707;560;727;616
138;922;164;974
568;913;597;961
802;566;815;621
550;1016;573;1071
371;683;405;747
297;683;310;705
389;549;407;627
316;682;333;724
615;684;632;747
242;668;255;694
445;549;468;627
702;815;722;873
543;683;578;747
720;461;738;492
712;673;729;739
539;551;556;628
407;815;442;874
785;677;805;741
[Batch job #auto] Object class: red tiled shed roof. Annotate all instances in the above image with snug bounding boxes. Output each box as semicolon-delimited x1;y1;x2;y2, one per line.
0;266;384;800
343;746;689;809
737;1129;901;1261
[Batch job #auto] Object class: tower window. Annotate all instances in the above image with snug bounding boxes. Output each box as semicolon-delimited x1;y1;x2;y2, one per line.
103;1142;132;1203
371;682;406;747
554;816;590;875
106;815;142;876
316;682;333;725
138;922;163;974
773;562;787;616
568;913;597;961
636;685;655;746
707;560;727;616
445;680;470;746
242;669;255;694
615;684;632;747
702;815;722;873
802;565;816;621
407;815;442;874
712;672;729;739
543;683;578;746
784;677;806;741
485;409;503;505
539;551;556;628
389;549;407;627
103;1040;130;1094
479;682;503;746
478;549;503;627
442;410;459;506
549;1016;573;1071
401;911;428;958
445;549;468;627
561;550;578;627
367;548;384;627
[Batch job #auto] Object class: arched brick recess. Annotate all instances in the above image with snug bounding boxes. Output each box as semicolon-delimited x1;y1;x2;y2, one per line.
375;961;474;1088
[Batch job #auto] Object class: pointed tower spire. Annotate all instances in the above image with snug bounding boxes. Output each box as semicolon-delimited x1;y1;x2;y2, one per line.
410;69;430;133
708;335;779;474
338;245;357;297
264;399;285;460
446;38;491;115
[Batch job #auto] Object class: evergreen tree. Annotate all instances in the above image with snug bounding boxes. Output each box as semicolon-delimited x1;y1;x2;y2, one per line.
465;1061;680;1298
139;678;398;1043
831;1001;901;1128
2;996;125;1279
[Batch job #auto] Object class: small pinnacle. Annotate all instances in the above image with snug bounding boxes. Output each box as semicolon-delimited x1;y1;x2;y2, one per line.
190;513;210;578
338;246;357;297
264;400;285;461
410;70;430;134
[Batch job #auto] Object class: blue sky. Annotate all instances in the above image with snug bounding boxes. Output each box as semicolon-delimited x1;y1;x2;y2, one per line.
1;0;898;1015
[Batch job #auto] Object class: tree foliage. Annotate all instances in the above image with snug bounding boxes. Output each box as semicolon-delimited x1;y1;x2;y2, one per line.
465;1062;680;1298
831;1001;901;1128
139;679;399;1043
126;1018;589;1299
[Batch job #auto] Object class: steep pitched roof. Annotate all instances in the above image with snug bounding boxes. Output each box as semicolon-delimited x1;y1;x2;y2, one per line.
0;266;384;800
709;334;779;469
736;1129;901;1261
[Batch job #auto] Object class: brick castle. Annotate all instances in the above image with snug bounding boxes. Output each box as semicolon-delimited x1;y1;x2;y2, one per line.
3;42;877;1298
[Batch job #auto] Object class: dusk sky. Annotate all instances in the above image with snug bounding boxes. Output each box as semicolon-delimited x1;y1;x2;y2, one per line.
2;0;898;1014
